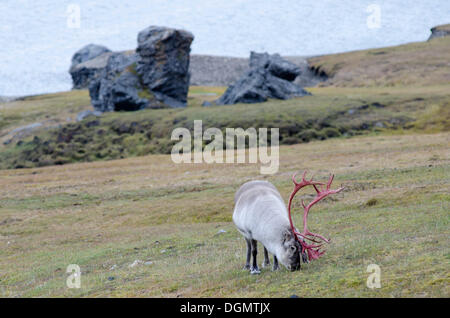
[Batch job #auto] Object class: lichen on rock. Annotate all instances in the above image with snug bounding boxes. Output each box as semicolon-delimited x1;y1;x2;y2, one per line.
215;52;311;105
88;26;194;112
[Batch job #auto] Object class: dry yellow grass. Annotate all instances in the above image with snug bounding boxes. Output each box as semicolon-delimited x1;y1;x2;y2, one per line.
309;37;450;87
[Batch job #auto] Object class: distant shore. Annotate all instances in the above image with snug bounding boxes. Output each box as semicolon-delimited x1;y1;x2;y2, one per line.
1;54;319;102
189;54;323;87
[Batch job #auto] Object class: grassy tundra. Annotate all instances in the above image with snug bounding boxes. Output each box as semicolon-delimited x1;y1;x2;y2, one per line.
0;133;448;297
0;36;449;297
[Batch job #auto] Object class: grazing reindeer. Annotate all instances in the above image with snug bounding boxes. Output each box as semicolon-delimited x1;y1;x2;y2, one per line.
233;171;343;274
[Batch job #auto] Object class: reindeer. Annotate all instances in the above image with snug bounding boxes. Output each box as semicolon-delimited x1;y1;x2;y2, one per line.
233;171;343;274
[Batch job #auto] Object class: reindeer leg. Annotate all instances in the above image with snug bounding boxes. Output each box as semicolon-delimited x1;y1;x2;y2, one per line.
243;238;251;270
250;240;261;275
262;247;270;268
272;255;279;271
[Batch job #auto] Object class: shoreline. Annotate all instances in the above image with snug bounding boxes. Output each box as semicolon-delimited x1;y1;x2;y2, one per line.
1;54;319;101
2;26;448;101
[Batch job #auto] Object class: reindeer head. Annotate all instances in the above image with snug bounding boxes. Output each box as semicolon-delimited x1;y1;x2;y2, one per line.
279;228;302;271
287;171;343;262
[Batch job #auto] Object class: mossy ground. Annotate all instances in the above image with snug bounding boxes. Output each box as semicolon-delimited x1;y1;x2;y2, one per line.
1;83;449;169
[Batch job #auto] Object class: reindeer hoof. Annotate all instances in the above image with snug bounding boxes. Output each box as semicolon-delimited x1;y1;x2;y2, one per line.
250;267;261;275
272;265;280;271
243;264;250;270
262;261;270;268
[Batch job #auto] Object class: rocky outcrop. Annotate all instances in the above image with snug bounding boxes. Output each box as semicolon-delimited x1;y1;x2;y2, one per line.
89;26;194;112
71;50;324;91
71;44;111;68
428;24;450;40
135;26;194;107
189;55;324;87
69;44;112;89
88;51;148;112
215;52;310;105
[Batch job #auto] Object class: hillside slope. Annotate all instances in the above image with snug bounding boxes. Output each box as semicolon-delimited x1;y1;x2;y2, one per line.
0;37;449;169
308;36;450;87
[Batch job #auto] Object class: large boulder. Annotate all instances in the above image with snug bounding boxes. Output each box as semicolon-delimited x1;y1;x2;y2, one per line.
71;44;112;68
135;26;194;106
89;51;154;112
215;52;310;105
249;52;301;81
70;51;113;89
69;44;112;89
88;26;194;112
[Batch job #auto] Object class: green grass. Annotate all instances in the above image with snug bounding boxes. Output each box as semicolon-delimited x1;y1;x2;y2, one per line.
0;133;448;297
0;90;91;134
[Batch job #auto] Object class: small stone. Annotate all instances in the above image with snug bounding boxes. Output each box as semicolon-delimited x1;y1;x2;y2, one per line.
107;276;115;281
109;264;117;270
128;260;143;268
76;110;102;122
144;261;153;265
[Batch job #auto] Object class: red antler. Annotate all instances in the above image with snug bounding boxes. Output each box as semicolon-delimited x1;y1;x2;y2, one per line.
287;171;343;261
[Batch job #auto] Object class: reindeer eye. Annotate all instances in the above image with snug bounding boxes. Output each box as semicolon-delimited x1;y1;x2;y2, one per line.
290;246;297;252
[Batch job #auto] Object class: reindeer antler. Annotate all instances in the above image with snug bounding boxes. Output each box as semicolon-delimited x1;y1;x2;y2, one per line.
287;171;343;261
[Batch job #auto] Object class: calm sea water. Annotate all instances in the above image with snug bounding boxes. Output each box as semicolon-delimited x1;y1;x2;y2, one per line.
0;0;449;97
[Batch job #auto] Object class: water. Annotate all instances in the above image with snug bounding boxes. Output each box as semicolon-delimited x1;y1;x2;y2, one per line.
0;0;449;97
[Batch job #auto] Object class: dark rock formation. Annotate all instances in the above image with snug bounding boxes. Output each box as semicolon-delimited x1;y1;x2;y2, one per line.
136;26;194;107
428;24;450;40
69;44;112;89
88;26;194;112
70;52;113;89
249;52;301;81
215;52;310;105
71;50;324;91
71;44;111;68
89;51;150;112
189;55;325;87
